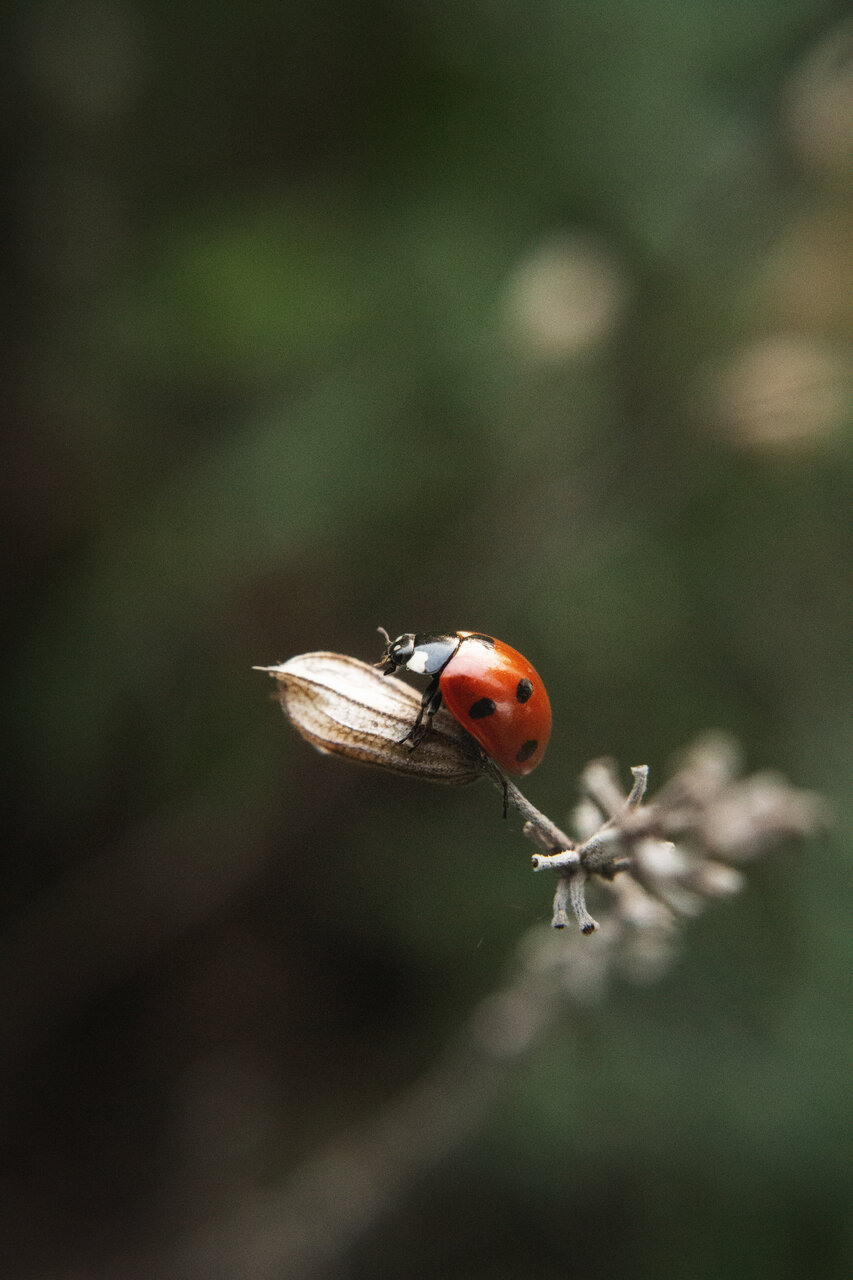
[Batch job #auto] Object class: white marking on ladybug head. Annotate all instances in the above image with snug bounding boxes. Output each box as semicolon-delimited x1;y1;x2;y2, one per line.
407;648;430;674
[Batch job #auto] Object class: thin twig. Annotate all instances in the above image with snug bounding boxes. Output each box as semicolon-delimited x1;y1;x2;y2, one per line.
500;776;576;851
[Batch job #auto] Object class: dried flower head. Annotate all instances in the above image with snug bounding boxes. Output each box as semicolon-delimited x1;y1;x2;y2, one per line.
256;652;488;785
258;654;827;937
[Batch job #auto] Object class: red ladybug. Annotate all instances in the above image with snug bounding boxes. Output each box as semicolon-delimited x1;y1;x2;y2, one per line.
378;630;551;776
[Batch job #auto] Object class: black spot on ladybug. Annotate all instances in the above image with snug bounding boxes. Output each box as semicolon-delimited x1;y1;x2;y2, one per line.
469;697;497;719
466;633;496;647
515;678;533;703
516;739;538;763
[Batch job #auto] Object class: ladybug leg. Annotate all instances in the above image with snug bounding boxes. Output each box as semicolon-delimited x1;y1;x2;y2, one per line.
401;675;442;749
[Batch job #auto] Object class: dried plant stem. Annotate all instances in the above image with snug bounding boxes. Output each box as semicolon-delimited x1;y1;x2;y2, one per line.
500;776;575;850
530;849;580;871
569;873;598;934
497;773;619;933
148;946;569;1280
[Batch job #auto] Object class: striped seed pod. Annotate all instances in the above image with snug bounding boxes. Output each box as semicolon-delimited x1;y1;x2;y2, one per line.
256;652;488;785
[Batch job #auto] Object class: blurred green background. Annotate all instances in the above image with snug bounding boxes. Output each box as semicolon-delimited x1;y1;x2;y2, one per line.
3;0;852;1276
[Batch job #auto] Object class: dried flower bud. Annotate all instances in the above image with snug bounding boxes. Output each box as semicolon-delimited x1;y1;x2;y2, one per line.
257;652;488;785
700;771;830;861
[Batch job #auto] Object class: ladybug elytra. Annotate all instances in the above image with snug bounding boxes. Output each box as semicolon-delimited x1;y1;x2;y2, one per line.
378;630;551;776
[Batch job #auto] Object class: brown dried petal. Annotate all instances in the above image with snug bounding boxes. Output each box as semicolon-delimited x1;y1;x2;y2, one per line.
257;652;487;785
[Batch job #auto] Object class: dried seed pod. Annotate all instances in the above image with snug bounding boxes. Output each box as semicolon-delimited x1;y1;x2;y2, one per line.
257;652;488;785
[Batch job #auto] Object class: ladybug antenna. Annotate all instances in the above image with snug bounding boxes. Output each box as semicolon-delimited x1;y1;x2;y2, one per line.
375;625;393;669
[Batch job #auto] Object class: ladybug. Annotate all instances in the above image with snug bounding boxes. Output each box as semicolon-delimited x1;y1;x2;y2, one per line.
378;630;551;776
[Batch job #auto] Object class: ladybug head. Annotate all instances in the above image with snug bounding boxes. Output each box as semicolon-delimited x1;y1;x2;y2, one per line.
376;629;416;675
